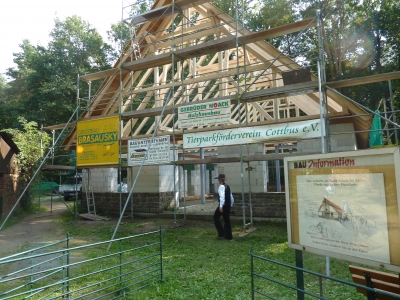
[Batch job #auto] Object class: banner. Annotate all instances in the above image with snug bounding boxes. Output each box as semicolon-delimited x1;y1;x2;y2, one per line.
178;99;231;129
76;116;119;167
183;119;321;148
128;135;170;166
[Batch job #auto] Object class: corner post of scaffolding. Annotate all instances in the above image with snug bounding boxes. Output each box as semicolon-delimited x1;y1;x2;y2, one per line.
119;3;125;219
234;0;249;230
171;0;179;226
316;10;330;153
316;8;332;277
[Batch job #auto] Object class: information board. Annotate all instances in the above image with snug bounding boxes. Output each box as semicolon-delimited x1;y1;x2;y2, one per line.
76;116;120;167
284;148;400;272
128;135;170;166
178;99;231;129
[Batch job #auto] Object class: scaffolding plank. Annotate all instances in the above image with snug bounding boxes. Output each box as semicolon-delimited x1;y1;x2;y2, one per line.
41;165;76;171
123;52;173;72
42;122;76;131
80;68;124;81
174;152;322;165
327;71;400;89
131;5;173;26
130;0;209;26
175;0;209;9
243;152;319;162
175;157;241;164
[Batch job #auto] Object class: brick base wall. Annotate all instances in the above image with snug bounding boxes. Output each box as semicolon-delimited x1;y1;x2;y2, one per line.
0;174;20;220
232;192;286;218
82;192;175;216
85;192;286;218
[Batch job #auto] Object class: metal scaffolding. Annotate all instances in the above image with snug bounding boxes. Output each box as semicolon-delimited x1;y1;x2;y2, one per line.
2;0;400;239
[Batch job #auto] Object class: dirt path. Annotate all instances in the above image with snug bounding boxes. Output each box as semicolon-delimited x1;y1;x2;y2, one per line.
0;196;70;257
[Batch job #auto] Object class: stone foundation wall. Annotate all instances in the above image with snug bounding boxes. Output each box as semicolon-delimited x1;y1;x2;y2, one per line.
0;174;20;220
232;192;286;218
82;192;174;216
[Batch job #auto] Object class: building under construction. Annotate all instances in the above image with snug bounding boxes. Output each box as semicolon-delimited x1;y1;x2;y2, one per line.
2;0;400;231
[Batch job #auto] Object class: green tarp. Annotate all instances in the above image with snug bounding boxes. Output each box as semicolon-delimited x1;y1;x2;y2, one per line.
33;182;59;193
369;110;383;148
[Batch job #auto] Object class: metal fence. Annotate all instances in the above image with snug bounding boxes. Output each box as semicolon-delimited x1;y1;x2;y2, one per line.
0;228;162;299
250;248;400;300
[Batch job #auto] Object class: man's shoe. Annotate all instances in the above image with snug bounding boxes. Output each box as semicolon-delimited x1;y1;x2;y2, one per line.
225;237;233;241
216;235;226;240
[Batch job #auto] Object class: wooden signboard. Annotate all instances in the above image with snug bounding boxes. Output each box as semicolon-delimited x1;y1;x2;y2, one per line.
284;147;400;272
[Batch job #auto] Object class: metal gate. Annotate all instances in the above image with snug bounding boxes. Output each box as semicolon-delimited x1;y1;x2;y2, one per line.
0;228;162;299
250;248;400;300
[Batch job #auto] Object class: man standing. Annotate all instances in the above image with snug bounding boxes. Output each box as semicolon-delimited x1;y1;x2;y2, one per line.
213;174;234;240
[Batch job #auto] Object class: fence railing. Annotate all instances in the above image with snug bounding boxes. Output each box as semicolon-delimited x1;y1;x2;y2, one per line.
0;228;163;299
250;248;400;300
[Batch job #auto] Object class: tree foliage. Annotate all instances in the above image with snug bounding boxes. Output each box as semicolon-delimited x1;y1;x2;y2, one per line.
3;16;114;128
3;117;51;185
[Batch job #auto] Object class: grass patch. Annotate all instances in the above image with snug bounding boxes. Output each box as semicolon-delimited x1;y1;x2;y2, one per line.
60;217;366;299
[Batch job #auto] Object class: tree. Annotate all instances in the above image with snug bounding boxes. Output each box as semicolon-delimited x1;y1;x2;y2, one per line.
107;22;132;61
5;16;114;127
3;117;51;187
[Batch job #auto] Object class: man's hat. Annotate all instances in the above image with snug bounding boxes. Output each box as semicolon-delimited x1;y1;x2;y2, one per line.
214;174;226;180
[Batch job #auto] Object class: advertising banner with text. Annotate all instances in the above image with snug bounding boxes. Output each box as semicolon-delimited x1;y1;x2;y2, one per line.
128;135;170;166
76;116;120;167
183;119;321;148
178;99;231;129
284;148;400;272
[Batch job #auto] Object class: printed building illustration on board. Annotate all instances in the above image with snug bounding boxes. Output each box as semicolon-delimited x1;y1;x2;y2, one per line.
318;197;344;220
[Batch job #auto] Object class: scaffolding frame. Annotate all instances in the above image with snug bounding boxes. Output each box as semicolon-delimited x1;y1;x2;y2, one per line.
2;0;400;236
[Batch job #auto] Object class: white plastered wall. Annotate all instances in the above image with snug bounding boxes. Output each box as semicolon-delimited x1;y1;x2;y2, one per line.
297;123;358;153
82;168;118;193
217;144;268;193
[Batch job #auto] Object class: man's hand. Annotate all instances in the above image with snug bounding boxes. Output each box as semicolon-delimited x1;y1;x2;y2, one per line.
219;207;223;213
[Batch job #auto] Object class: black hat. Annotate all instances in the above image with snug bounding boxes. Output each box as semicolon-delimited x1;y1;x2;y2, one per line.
214;174;226;180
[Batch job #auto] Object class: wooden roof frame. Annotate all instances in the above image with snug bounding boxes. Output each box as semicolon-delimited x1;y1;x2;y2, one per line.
61;0;374;150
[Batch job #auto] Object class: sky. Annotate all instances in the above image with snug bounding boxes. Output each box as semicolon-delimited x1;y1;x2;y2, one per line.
0;0;124;79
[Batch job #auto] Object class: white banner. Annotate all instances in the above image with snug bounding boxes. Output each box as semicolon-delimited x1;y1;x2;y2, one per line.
178;99;231;129
128;135;170;166
183;119;321;148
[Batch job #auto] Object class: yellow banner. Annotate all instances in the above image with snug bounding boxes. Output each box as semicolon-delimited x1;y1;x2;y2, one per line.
76;116;120;167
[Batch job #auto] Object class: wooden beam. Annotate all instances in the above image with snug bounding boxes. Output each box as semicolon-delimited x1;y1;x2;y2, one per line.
121;19;318;73
122;61;269;96
327;71;400;89
121;81;319;120
239;18;316;44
